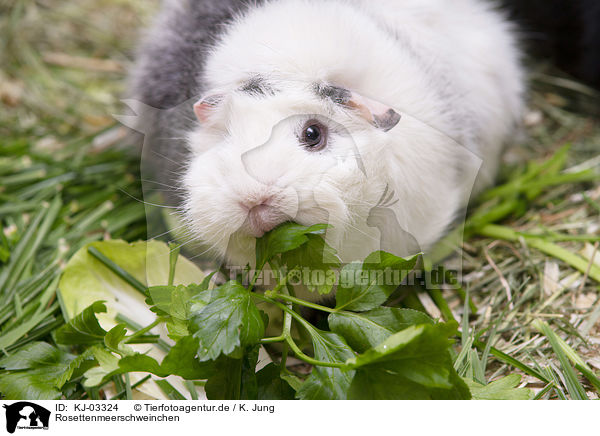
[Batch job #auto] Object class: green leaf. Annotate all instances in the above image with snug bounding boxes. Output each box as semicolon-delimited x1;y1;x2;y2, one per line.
117;354;163;376
56;350;98;389
329;307;433;352
104;324;128;350
256;363;296;400
160;336;214;379
82;348;121;388
346;321;470;399
0;342;95;400
147;284;201;318
55;301;108;345
84;336;214;387
296;328;356;400
92;346;119;370
58;240;205;326
205;357;243;400
190;281;265;361
146;286;173;316
281;233;340;295
170;285;197;319
256;222;328;269
335;252;420;312
166;318;190;342
465;374;534;400
56;240;207;400
280;373;304;392
0;342;70;371
240;346;260;400
117;336;214;380
204;348;261;400
146;277;215;342
0;369;62;399
147;283;207;340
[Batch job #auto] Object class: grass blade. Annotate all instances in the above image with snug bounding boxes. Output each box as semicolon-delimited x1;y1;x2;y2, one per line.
533;319;588;400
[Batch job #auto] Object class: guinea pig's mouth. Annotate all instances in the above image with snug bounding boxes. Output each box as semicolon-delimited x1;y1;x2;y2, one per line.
242;204;291;238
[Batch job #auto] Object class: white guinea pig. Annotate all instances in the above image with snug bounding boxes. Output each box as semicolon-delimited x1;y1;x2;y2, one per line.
129;0;524;268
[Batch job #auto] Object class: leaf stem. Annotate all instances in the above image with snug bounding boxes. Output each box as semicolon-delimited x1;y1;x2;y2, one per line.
283;335;346;369
125;318;163;344
427;288;456;322
87;246;147;295
269;266;298;294
252;293;347;369
280;342;289;369
168;242;180;286
267;292;337;313
278;273;293;369
124;373;133;400
260;335;286;343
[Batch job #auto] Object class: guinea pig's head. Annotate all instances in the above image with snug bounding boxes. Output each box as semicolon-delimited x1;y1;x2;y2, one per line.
181;78;401;267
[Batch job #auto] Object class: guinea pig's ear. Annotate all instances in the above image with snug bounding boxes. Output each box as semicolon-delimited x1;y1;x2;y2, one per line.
193;94;224;124
345;91;401;132
317;84;401;132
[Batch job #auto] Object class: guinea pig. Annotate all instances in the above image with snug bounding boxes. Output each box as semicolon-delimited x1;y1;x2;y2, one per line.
128;0;525;268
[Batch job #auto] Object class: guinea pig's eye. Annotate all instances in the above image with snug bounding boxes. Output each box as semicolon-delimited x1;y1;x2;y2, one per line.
300;121;328;151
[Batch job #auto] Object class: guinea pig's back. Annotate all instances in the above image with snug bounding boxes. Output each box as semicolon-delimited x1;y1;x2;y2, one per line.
201;0;524;191
130;0;264;109
353;0;525;189
130;0;524;205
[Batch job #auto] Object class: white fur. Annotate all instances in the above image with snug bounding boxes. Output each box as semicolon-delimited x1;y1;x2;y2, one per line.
182;0;524;266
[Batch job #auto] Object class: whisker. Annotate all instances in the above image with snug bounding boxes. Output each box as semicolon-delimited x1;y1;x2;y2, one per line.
149;223;190;241
150;150;183;166
118;188;180;209
185;232;230;261
139;179;187;191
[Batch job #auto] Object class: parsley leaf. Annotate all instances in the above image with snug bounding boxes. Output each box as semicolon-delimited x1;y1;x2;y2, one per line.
346;321;470;399
0;342;96;399
296;327;355;400
335;252;420;311
190;281;265;361
328;307;433;352
256;363;296;400
55;301;108;345
281;233;340;295
255;222;328;269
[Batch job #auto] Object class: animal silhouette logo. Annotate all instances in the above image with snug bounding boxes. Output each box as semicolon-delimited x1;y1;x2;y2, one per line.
2;402;50;433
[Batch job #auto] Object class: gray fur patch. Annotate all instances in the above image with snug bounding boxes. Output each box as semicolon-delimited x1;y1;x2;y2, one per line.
313;83;352;105
239;75;276;96
128;0;266;207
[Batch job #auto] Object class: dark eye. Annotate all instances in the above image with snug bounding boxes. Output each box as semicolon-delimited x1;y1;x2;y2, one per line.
300;121;327;150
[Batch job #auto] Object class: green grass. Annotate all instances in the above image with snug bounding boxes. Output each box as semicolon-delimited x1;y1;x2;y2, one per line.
1;0;599;399
0;0;150;356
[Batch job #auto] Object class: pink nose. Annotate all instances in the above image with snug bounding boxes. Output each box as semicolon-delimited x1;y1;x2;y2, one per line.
246;204;287;237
